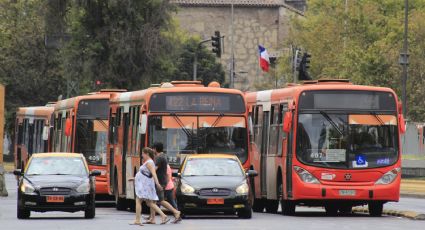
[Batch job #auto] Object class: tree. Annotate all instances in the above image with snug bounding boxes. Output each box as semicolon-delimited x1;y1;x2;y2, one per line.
280;0;425;121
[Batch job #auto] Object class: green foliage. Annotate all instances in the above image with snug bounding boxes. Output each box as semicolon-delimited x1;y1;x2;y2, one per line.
280;0;425;121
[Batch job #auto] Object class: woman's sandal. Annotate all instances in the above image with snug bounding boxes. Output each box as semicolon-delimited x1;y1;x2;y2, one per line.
160;217;170;225
172;212;182;224
129;222;143;226
143;220;156;224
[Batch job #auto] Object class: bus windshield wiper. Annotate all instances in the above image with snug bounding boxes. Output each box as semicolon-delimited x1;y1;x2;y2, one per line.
370;112;385;126
319;111;343;136
171;113;193;138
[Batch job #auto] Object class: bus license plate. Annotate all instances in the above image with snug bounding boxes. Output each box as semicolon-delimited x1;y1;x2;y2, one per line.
207;198;224;205
339;190;356;196
46;196;65;203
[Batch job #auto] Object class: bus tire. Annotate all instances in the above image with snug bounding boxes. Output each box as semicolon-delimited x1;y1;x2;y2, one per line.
368;202;383;217
265;200;279;213
114;178;126;211
325;205;338;216
281;200;296;216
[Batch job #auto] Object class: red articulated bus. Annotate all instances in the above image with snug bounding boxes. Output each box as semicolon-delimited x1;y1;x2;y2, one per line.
246;79;405;216
107;81;249;210
14;103;55;170
52;90;126;197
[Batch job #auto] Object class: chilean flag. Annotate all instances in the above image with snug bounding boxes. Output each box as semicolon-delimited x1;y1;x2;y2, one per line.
259;45;270;72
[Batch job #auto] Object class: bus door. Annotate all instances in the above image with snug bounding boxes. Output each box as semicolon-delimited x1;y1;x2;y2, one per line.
261;110;270;197
108;108;116;192
285;109;294;198
122;107;129;194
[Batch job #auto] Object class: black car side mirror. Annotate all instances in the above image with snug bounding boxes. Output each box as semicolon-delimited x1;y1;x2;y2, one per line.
172;172;181;178
13;169;23;176
90;170;101;177
247;170;258;177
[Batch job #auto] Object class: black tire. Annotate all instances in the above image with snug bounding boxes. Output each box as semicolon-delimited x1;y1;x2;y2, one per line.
114;179;126;211
281;200;296;216
338;205;352;215
238;206;252;219
252;199;265;213
325;205;338;216
368;202;383;217
265;200;279;213
84;205;95;219
17;205;30;219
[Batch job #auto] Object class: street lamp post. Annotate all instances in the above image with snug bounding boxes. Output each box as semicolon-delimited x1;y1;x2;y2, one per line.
230;3;235;88
400;0;409;117
193;39;213;81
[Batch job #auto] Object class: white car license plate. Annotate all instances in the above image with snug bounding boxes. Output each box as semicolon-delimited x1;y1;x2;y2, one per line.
339;190;356;196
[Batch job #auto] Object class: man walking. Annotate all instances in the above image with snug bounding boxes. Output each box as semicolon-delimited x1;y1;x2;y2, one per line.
148;142;181;224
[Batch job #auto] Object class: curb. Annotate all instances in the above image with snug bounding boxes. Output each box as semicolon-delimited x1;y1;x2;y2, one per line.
400;193;425;199
352;207;425;220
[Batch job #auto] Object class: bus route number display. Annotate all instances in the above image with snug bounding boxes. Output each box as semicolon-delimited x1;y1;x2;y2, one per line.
165;95;230;111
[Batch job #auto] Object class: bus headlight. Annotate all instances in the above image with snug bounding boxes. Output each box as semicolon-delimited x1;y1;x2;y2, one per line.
236;182;249;195
76;182;90;193
21;181;36;194
375;168;400;185
294;166;319;184
181;183;195;194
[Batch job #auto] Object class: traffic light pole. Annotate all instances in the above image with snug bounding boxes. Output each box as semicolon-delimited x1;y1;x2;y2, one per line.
193;39;212;81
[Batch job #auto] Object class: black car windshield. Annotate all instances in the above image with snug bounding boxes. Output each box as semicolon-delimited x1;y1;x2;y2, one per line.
148;115;248;167
182;158;244;177
26;157;88;176
296;113;399;169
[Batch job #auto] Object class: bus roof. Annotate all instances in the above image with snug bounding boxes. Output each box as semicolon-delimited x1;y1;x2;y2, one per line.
55;90;124;111
110;82;244;105
246;80;398;105
17;106;55;119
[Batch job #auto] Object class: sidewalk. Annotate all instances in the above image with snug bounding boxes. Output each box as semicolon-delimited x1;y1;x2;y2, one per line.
2;162;14;173
401;179;425;198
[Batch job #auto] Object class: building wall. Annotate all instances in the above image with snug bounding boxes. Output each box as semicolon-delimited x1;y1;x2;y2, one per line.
174;6;295;90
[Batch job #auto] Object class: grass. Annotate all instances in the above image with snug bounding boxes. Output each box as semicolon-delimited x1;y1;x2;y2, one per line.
402;155;425;160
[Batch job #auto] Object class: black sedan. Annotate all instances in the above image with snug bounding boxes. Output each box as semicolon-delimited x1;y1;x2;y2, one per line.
13;153;100;219
173;154;257;218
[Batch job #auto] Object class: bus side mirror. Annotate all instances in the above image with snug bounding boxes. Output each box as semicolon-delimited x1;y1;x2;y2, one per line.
283;112;292;133
399;114;406;134
139;114;147;134
65;118;72;136
42;125;49;141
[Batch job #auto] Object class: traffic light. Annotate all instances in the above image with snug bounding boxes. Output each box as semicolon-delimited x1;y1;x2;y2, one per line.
211;31;221;58
298;52;312;81
294;49;302;71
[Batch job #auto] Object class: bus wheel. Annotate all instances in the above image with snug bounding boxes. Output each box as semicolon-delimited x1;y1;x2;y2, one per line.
281;200;296;216
325;205;338;216
265;200;279;213
338;205;352;215
368;202;383;217
114;179;126;211
252;199;265;213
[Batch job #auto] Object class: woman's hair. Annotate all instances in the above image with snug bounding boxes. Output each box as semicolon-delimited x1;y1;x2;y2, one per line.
142;147;155;159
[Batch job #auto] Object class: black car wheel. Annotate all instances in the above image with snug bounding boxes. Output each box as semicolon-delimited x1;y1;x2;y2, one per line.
368;202;383;217
17;204;30;219
85;195;96;219
17;190;30;219
339;205;352;215
252;199;265;213
238;206;252;219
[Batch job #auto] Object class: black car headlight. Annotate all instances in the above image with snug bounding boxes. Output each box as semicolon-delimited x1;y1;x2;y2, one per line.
76;181;90;194
21;181;36;195
181;183;195;195
235;182;249;195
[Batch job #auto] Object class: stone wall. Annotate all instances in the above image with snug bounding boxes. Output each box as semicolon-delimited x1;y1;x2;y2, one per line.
174;6;295;90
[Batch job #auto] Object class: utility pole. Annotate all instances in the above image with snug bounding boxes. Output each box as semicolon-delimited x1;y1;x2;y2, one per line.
193;38;214;81
400;0;409;117
230;3;235;88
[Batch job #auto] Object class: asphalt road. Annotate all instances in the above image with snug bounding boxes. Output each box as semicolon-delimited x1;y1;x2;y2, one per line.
1;174;424;230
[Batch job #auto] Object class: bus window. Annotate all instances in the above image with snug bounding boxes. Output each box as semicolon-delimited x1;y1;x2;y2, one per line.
277;103;288;156
269;105;279;156
254;106;263;149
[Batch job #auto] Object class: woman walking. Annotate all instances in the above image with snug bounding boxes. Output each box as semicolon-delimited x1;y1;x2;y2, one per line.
132;147;170;225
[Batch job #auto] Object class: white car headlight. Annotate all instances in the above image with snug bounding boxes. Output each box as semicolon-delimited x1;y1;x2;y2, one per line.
76;182;90;193
236;182;249;195
375;168;400;185
294;166;319;184
181;183;195;194
20;181;35;194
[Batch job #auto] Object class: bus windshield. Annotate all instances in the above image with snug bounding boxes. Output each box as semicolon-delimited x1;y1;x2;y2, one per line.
75;119;108;166
296;113;399;169
148;115;248;167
